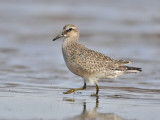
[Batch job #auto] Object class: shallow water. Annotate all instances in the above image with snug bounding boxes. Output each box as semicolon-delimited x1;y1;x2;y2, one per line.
0;0;160;120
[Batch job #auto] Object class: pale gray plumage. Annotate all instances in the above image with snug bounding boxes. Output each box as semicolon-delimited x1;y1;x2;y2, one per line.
53;24;142;96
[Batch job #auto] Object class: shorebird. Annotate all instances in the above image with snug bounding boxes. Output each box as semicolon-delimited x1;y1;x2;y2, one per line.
53;24;142;96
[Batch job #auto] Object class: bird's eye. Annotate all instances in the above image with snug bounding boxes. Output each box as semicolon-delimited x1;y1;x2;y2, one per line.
68;28;72;31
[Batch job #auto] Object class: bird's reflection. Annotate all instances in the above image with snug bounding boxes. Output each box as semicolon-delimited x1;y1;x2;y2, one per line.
64;96;127;120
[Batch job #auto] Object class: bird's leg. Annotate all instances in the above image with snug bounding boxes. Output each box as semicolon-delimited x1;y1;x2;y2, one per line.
96;83;99;95
64;81;86;94
91;82;99;97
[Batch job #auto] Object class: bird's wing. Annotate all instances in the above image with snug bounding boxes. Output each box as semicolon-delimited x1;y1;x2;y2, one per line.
75;44;119;73
116;59;130;65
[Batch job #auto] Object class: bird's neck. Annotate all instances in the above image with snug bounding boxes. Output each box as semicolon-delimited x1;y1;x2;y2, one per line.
63;37;79;48
62;37;79;59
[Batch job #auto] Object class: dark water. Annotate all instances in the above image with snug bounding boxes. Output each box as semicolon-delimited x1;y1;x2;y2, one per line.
0;0;160;120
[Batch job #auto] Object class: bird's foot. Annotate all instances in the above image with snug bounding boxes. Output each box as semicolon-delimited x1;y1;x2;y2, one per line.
64;87;85;94
63;89;75;94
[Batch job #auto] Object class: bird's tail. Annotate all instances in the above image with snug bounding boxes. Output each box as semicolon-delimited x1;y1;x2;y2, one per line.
125;66;142;73
117;66;142;73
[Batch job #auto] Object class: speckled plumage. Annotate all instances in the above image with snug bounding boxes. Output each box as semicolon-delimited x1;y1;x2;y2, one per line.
53;24;142;95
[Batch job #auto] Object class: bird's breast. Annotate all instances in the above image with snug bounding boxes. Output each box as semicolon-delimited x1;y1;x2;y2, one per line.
62;43;85;77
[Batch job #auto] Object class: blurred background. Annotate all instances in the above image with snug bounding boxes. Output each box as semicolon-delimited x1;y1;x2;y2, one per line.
0;0;160;120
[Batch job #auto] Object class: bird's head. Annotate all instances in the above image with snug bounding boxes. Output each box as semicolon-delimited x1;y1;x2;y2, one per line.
53;24;79;41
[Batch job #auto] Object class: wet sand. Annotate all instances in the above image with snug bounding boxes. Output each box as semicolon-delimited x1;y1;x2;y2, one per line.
0;0;160;120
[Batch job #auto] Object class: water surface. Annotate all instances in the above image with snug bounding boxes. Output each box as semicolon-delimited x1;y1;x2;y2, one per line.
0;0;160;120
